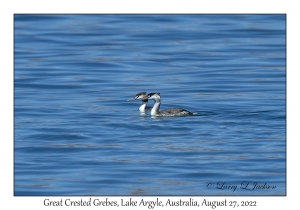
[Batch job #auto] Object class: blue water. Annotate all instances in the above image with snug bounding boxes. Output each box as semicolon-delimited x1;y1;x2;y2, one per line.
14;14;286;196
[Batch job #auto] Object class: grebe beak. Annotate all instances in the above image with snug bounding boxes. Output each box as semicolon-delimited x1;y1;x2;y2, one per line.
127;97;137;101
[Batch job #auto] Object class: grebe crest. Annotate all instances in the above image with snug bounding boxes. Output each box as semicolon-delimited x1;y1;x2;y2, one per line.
147;92;193;117
127;92;152;113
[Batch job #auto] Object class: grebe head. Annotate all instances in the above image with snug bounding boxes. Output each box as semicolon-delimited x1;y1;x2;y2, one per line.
127;92;148;102
147;92;161;100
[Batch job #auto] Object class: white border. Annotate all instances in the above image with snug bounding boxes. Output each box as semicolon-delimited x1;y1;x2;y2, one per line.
1;0;296;209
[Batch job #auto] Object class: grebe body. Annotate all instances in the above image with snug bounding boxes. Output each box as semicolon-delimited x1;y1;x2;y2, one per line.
127;92;152;113
147;92;193;117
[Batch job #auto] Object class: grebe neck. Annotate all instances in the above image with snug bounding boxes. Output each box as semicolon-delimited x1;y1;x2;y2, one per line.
151;98;161;116
139;99;148;112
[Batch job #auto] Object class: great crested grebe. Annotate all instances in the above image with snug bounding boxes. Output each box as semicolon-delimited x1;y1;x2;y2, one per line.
127;92;152;113
147;92;193;116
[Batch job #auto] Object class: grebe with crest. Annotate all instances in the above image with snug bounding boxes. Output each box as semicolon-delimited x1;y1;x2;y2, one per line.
147;92;193;116
127;92;152;113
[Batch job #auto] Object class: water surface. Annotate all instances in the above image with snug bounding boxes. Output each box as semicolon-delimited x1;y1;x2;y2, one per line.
14;14;286;195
